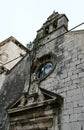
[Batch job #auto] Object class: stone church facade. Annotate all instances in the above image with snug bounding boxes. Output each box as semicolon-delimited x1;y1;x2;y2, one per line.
0;11;84;130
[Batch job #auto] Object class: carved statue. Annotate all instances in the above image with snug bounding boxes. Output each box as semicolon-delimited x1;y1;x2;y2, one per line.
18;95;26;107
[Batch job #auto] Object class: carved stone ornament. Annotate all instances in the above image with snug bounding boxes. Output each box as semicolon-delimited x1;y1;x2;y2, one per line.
18;95;26;107
29;82;38;94
0;52;8;62
27;96;35;105
31;73;36;82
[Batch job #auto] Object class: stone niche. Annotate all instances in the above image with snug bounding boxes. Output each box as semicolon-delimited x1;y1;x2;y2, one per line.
7;87;63;130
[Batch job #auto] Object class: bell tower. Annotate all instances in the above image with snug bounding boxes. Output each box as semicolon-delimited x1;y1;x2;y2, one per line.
36;11;68;41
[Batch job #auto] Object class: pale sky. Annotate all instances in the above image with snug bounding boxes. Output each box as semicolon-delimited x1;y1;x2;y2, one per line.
0;0;84;46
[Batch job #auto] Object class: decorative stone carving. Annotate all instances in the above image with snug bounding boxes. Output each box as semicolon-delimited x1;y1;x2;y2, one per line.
29;82;38;94
27;96;35;105
18;95;26;107
31;73;36;82
0;52;8;62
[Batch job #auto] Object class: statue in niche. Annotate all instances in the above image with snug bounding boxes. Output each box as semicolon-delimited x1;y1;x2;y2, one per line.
26;82;39;106
27;97;35;105
18;95;26;107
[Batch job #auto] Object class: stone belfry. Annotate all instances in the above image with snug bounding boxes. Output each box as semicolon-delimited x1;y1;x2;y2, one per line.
37;11;68;40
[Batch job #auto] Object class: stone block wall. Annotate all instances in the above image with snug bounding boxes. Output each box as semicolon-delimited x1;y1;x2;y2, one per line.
35;30;84;130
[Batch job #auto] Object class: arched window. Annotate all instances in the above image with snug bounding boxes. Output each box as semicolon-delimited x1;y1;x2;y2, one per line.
45;26;49;34
53;21;57;30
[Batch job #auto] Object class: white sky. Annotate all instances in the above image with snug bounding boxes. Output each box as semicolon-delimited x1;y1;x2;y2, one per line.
0;0;84;46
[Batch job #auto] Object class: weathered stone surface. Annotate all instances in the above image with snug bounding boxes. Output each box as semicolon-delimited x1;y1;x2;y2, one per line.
0;54;30;130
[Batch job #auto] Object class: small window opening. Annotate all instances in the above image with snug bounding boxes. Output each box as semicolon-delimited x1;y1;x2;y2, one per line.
45;26;49;34
53;21;57;30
